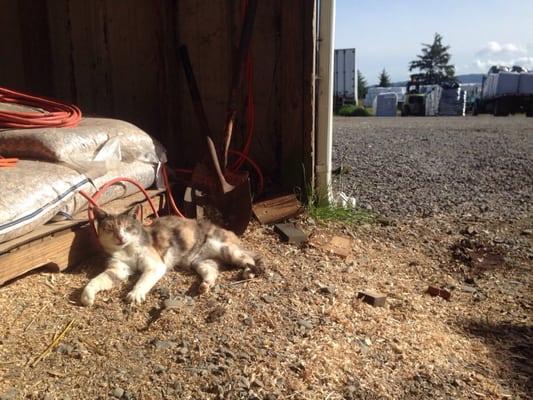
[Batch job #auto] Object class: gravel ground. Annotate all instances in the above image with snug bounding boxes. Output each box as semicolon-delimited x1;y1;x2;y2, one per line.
1;216;531;400
333;116;533;219
0;116;531;399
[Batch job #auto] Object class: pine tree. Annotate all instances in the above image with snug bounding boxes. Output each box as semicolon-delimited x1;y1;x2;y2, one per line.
357;70;368;100
409;33;456;85
378;68;391;87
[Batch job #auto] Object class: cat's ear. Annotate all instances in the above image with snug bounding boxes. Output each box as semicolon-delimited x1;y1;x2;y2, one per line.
93;207;108;221
127;205;142;220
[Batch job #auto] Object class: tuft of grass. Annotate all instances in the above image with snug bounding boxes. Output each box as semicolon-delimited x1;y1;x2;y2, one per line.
337;104;373;117
308;202;375;225
307;189;375;225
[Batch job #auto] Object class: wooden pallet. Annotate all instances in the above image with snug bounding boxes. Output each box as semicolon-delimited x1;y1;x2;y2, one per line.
0;190;166;286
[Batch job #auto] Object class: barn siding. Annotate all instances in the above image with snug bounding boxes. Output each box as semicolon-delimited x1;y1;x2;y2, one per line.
0;0;315;194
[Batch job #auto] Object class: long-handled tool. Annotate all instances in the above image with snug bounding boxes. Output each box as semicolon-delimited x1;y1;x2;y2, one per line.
222;0;258;169
178;45;252;235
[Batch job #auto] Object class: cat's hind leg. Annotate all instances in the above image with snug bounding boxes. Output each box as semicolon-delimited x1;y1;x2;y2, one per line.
192;259;219;294
219;244;264;279
81;259;132;306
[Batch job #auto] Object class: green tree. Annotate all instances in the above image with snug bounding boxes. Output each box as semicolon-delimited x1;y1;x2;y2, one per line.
357;70;368;100
378;68;391;87
409;33;456;85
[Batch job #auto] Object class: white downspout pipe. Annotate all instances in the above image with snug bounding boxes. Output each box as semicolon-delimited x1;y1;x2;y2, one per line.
315;0;335;205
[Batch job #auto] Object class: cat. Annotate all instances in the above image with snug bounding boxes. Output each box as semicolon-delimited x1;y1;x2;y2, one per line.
80;205;264;306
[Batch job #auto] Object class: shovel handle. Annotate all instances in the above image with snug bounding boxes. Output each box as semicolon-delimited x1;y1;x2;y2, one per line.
178;45;234;193
222;0;258;168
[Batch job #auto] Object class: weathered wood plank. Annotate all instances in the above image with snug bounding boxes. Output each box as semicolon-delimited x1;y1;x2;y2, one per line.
0;0;26;89
0;227;93;285
280;0;305;192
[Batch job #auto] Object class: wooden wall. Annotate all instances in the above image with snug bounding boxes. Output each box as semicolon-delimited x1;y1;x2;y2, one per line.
0;0;316;195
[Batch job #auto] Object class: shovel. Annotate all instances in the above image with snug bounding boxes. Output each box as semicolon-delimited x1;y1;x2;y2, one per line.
178;45;252;235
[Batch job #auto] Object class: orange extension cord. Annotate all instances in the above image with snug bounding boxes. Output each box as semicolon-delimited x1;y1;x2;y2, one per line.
0;86;82;128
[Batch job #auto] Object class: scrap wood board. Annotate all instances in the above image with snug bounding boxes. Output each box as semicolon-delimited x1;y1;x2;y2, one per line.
0;189;165;286
252;194;303;224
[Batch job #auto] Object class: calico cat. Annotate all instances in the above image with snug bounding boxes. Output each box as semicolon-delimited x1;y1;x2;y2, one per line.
80;206;263;306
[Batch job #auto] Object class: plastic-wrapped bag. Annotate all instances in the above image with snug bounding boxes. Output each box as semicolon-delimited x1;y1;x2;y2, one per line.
0;117;167;167
0;160;155;243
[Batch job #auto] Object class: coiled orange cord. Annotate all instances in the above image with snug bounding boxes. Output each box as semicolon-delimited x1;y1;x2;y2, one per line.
0;87;81;128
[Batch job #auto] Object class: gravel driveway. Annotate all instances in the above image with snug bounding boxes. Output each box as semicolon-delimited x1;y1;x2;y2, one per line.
333;116;533;218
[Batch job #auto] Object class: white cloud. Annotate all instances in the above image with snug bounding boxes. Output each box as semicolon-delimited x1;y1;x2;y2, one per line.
472;41;532;72
477;41;526;57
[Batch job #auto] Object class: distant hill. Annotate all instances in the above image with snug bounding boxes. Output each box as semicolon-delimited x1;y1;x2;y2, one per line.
456;74;484;84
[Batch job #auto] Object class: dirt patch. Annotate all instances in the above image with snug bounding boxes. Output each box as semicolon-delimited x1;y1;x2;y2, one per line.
451;237;507;276
0;214;531;399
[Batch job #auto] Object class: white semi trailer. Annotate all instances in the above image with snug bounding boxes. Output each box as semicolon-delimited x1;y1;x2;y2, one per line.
333;48;357;106
473;66;533;117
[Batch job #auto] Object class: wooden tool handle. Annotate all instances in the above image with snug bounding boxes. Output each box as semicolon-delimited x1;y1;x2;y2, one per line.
178;45;233;193
222;0;258;168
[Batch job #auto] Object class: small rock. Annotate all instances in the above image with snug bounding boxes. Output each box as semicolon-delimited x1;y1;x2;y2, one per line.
236;376;250;389
464;277;475;285
391;343;403;354
154;364;165;374
177;345;188;356
122;391;135;400
261;295;276;304
521;229;532;236
297;319;313;329
319;285;336;295
156;287;170;299
152;340;175;350
357;290;387;307
462;226;477;236
163;297;181;310
111;387;124;399
461;285;477;293
56;343;74;355
205;306;226;323
426;286;451;301
0;389;17;400
356;339;369;354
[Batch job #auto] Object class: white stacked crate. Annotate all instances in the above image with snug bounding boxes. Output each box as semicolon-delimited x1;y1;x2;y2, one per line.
438;87;466;116
425;85;442;116
373;92;398;116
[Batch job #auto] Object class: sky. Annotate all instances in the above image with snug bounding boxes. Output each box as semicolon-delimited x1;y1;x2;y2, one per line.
335;0;533;84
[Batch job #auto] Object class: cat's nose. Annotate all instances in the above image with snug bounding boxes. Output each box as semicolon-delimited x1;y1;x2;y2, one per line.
115;235;125;245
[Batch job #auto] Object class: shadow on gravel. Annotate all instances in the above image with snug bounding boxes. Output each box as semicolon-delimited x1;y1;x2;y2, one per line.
460;320;533;394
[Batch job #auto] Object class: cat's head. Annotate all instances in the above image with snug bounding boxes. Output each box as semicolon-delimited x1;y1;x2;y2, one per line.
93;205;144;249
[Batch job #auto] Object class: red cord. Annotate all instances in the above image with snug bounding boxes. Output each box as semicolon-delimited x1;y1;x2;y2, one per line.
162;164;185;217
229;149;264;193
0;87;81;128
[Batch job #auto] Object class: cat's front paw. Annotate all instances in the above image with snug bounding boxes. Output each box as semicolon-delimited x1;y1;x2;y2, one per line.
126;290;146;304
80;288;95;307
198;281;211;294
